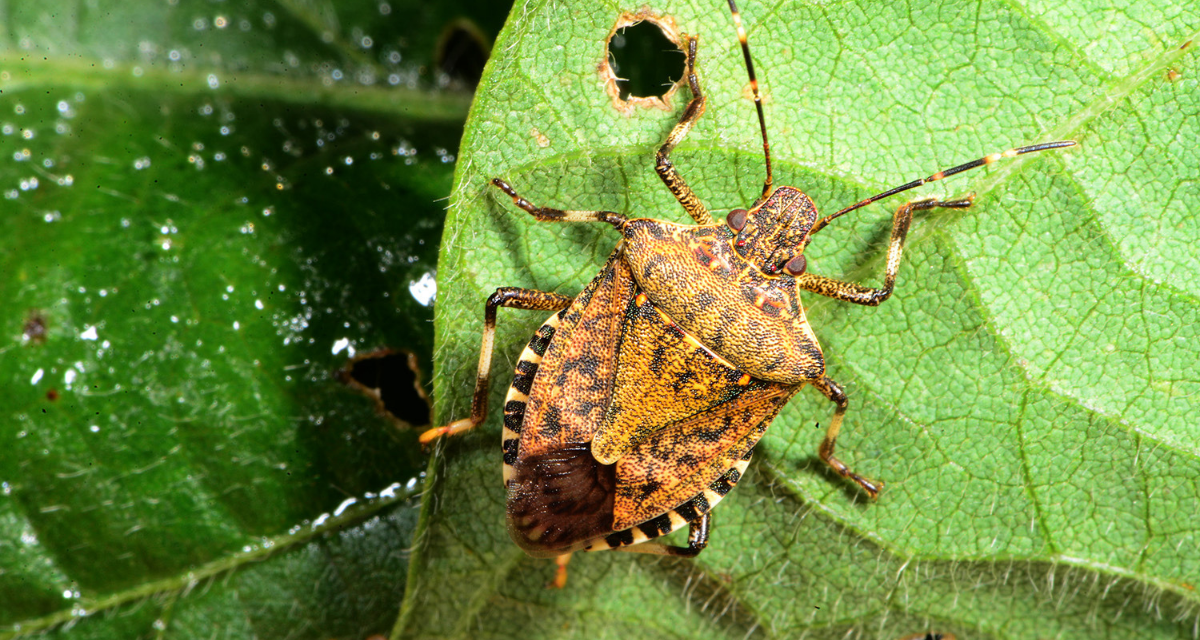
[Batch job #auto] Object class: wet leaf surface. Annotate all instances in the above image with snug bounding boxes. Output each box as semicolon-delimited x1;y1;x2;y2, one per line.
0;0;510;637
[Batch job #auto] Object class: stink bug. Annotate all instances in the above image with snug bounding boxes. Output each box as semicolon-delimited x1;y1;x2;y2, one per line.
422;0;1075;580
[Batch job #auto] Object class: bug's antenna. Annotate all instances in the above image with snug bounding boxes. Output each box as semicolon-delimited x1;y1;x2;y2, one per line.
728;0;773;200
808;140;1077;235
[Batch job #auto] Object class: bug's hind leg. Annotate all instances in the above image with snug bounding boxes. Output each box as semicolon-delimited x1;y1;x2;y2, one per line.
655;36;713;225
614;512;711;558
419;287;573;443
796;196;974;306
812;376;881;498
548;553;572;589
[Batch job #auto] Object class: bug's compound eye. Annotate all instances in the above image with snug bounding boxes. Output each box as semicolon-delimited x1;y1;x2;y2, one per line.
784;254;807;276
726;208;749;231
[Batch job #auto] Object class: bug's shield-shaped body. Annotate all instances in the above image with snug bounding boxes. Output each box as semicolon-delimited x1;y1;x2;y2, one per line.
623;186;825;385
502;187;822;557
423;6;1072;568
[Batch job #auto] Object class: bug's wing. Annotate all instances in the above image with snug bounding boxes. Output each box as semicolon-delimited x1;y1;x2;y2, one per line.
586;292;796;531
611;381;794;531
593;294;788;465
506;440;618;557
507;249;633;556
520;250;633;458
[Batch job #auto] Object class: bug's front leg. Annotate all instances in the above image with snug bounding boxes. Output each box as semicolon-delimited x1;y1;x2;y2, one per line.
796;196;975;306
654;35;714;225
491;178;626;228
419;287;572;443
811;376;881;498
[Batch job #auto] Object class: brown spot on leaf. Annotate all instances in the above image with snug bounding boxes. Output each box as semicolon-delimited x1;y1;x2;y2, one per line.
23;311;48;344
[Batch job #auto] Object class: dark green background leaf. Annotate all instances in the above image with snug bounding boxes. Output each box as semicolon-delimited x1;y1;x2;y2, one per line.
416;0;1200;639
0;1;509;638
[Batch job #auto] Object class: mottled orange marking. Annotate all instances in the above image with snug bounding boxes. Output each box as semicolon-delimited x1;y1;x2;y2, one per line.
635;293;648;306
749;287;783;310
694;239;728;270
737;373;751;385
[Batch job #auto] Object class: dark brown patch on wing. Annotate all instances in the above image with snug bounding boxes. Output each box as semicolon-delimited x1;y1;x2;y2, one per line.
506;440;616;557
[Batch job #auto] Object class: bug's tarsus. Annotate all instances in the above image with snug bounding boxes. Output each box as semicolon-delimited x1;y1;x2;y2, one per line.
684;511;711;555
491;177;626;228
809;140;1077;236
728;0;773;199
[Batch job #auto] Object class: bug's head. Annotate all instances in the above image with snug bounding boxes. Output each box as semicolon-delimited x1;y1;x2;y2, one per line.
726;185;815;276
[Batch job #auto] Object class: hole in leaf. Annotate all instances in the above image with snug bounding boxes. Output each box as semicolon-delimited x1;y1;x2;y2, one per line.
436;19;491;89
337;348;430;427
607;20;685;100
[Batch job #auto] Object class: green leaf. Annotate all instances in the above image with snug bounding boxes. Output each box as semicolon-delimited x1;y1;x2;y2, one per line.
0;1;507;638
414;0;1200;638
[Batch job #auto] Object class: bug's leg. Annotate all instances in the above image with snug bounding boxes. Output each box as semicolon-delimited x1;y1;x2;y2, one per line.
682;511;711;556
812;375;881;498
655;36;713;225
419;287;573;443
795;196;975;306
548;553;572;589
491;178;626;229
613;512;711;557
